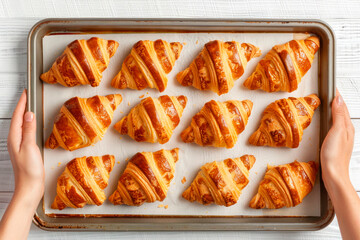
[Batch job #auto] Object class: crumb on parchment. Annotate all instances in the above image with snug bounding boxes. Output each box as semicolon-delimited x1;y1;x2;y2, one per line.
181;177;187;184
128;102;130;106
139;95;144;98
164;205;168;209
157;204;164;208
57;162;61;167
125;157;129;161
196;40;199;44
183;42;187;45
120;111;123;114
117;161;120;164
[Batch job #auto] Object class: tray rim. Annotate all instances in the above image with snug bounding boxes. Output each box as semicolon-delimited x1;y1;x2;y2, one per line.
28;18;336;231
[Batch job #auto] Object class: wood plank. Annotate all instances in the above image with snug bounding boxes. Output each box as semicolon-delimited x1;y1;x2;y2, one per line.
0;19;34;74
337;77;360;118
0;0;360;19
0;120;14;192
0;73;26;119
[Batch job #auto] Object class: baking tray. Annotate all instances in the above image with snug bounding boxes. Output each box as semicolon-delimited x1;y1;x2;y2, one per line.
28;18;335;231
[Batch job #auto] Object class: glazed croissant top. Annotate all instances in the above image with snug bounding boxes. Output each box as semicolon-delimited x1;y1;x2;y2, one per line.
177;40;261;95
181;99;253;148
249;94;320;148
52;155;115;210
108;148;179;206
183;155;256;206
114;95;187;144
45;94;122;151
41;37;119;87
111;39;183;92
243;36;320;92
249;160;318;209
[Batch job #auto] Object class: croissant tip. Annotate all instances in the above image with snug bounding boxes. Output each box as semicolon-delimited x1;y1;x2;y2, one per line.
45;133;59;149
113;94;123;106
170;148;180;162
243;99;253;111
248;131;265;147
51;195;66;210
243;75;260;90
249;194;264;209
306;36;320;45
247;155;256;169
176;95;188;109
107;40;120;58
170;42;183;60
40;73;46;81
182;187;193;202
181;127;194;143
304;94;321;110
40;71;57;84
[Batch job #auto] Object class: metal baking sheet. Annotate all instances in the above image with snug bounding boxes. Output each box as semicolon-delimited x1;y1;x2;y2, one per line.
28;19;335;231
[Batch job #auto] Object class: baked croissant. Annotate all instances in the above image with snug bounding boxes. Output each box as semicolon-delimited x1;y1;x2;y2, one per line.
177;40;261;95
41;37;119;87
45;94;122;151
181;99;253;148
52;155;115;210
111;39;183;92
182;155;255;206
108;148;179;206
114;95;187;144
249;94;320;148
249;160;318;209
243;36;320;92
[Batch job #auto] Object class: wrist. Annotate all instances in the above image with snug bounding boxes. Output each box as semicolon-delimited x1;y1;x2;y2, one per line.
14;183;43;208
322;169;352;196
322;163;350;183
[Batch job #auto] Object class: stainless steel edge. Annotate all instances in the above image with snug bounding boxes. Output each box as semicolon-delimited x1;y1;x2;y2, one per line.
28;18;336;231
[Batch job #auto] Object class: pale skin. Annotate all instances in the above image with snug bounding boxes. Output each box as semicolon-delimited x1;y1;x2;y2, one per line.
0;89;358;239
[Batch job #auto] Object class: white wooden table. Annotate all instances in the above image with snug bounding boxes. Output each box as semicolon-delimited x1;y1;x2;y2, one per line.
1;0;359;239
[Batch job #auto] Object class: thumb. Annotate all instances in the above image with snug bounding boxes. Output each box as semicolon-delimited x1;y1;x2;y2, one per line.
22;111;36;145
331;93;346;127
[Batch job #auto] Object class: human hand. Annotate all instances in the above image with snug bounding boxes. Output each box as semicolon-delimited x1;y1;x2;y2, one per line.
7;90;44;204
320;90;355;185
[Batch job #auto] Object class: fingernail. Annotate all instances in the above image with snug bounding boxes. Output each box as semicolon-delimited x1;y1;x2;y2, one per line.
336;95;343;106
24;112;34;122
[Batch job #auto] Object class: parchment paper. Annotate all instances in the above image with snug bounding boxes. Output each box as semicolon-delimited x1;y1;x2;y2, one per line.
43;32;320;217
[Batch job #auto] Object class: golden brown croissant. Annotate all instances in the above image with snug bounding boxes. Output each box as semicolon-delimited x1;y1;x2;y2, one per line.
45;94;122;151
108;148;179;206
181;99;253;148
114;95;187;144
177;40;261;95
249;94;320;148
41;37;119;87
243;36;320;92
249;160;318;209
52;155;115;210
111;39;183;92
182;155;255;206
